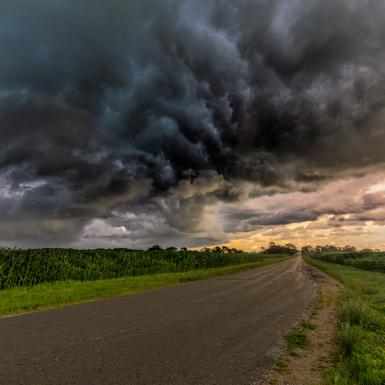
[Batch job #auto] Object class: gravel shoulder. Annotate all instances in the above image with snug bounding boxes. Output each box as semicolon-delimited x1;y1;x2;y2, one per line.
266;262;343;385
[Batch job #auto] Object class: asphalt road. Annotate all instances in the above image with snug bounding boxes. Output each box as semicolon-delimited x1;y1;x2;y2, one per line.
0;256;316;385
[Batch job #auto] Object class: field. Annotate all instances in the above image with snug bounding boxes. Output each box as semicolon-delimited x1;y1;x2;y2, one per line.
0;248;288;316
0;248;286;289
312;251;385;273
305;256;385;385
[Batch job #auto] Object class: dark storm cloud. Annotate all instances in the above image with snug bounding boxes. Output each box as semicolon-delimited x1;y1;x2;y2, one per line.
1;0;385;245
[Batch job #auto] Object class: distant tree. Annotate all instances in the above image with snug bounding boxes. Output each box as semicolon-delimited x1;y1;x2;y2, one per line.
212;246;223;253
301;245;314;254
148;245;162;251
166;247;177;252
311;244;361;253
314;245;323;253
180;247;188;251
201;247;211;253
264;242;297;255
285;243;297;251
342;245;356;253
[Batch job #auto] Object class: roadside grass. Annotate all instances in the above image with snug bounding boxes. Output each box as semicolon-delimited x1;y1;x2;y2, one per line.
286;330;309;355
317;289;325;310
0;256;289;317
274;356;289;372
305;256;385;385
301;320;317;330
272;327;310;377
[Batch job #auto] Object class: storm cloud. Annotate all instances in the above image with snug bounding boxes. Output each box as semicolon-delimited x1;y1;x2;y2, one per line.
1;0;385;246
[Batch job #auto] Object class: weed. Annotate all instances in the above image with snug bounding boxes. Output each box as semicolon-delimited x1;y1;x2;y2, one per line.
302;320;317;330
317;290;324;310
274;356;289;372
285;330;309;354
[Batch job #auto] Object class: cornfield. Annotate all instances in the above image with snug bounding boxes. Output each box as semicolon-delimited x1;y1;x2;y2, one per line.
313;251;385;273
0;248;279;290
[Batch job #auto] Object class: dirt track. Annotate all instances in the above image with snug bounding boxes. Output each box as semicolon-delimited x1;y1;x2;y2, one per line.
0;257;316;385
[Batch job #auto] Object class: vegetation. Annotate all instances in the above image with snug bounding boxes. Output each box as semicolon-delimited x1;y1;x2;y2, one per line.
199;245;245;254
301;320;317;330
285;330;309;355
0;255;289;317
305;256;385;385
301;245;359;254
0;247;285;290
309;251;385;274
262;242;298;255
274;356;289;373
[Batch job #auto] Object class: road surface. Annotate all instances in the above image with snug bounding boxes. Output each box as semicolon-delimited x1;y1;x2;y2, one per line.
0;257;315;385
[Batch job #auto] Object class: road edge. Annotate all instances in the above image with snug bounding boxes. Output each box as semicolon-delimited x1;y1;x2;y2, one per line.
264;258;343;385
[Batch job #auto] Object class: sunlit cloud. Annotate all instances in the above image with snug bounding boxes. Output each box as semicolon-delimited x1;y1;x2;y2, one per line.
222;173;385;250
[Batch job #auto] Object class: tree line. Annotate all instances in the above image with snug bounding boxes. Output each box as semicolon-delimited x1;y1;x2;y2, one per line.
147;243;377;255
300;244;381;254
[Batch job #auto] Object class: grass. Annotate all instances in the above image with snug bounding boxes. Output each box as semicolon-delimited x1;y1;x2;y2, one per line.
305;256;385;385
286;330;309;355
274;356;289;372
268;376;279;385
0;256;289;317
302;320;317;330
272;326;310;377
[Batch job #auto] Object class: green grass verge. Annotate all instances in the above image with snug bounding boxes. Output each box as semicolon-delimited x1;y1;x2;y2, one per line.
0;256;289;317
305;256;385;385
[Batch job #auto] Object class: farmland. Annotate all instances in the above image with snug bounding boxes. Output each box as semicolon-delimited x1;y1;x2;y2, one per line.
0;248;289;316
311;251;385;273
0;248;286;290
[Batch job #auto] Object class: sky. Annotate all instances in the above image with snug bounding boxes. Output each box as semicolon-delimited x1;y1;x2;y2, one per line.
1;0;385;250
